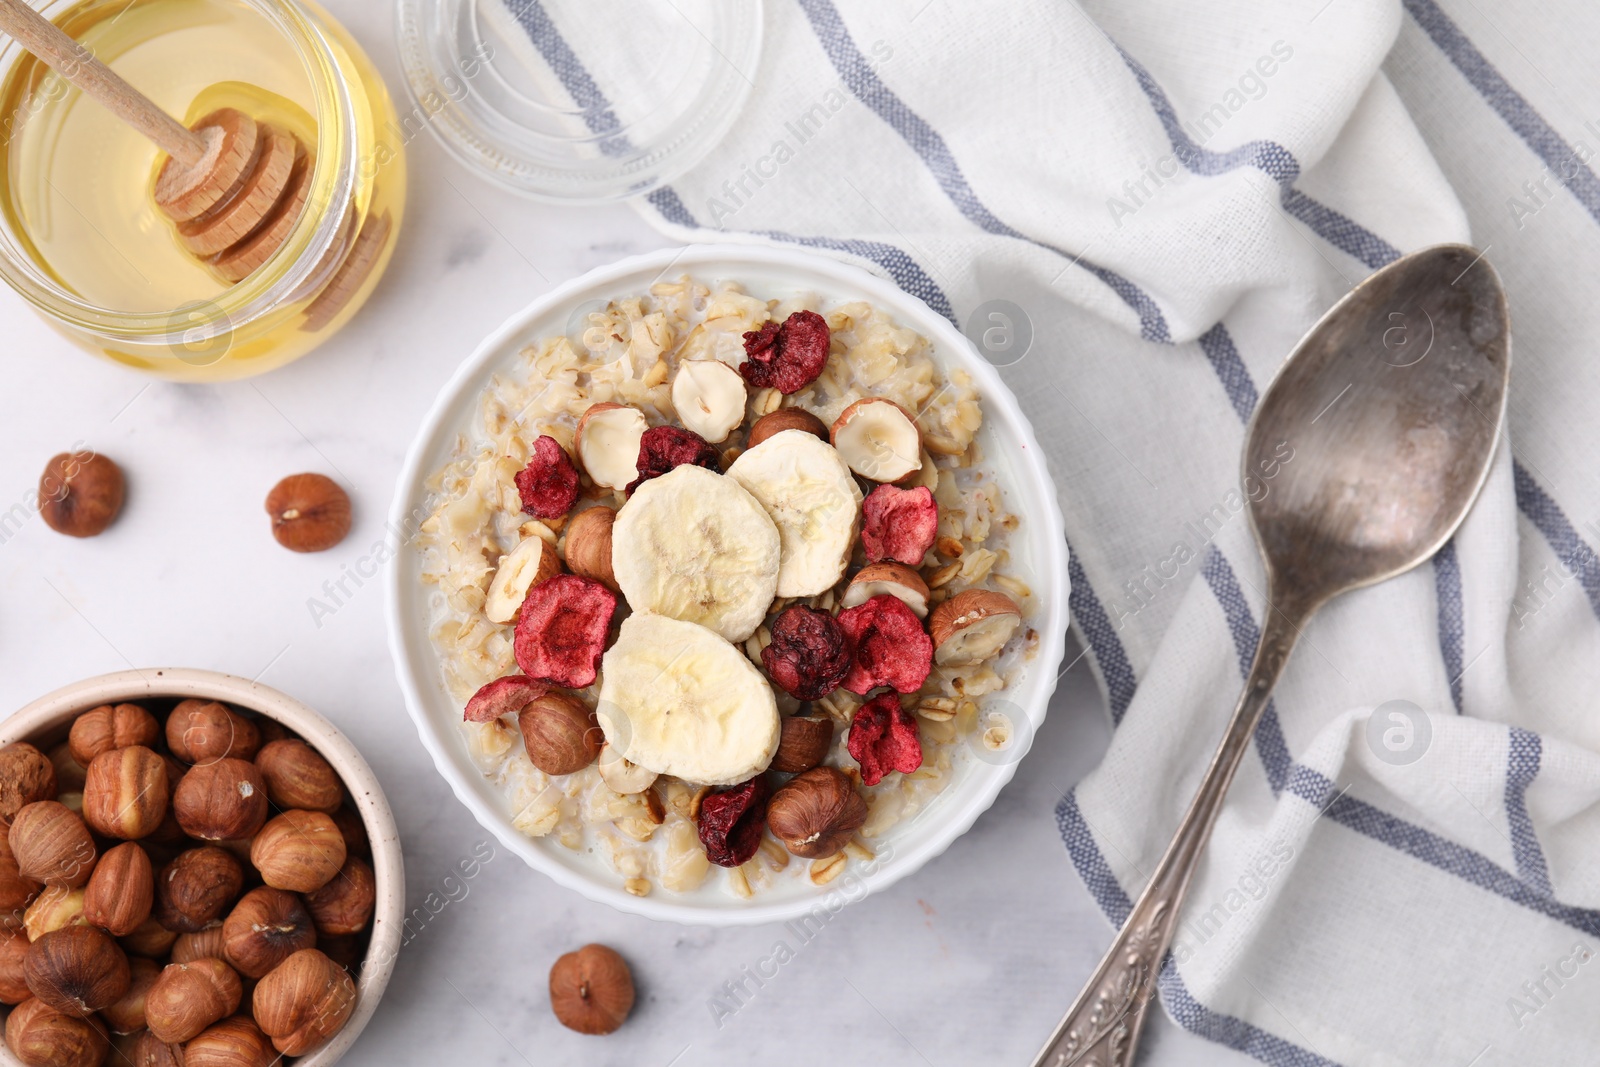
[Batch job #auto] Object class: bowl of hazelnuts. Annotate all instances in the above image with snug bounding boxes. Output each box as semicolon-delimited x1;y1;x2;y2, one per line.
0;669;402;1067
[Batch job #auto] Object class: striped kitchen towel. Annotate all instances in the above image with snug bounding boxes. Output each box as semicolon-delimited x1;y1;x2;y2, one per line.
498;1;1600;1063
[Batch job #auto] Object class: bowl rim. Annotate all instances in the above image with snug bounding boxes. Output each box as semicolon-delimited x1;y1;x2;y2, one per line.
0;668;403;1067
386;242;1071;925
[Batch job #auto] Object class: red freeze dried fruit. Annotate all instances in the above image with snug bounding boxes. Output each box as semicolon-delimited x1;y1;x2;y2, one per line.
836;594;933;694
762;606;851;700
847;693;923;785
464;675;550;723
516;435;581;519
624;426;721;495
513;575;618;688
739;310;830;394
861;485;938;565
696;776;772;867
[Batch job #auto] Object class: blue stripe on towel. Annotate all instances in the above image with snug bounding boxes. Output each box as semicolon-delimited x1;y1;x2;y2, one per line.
1068;548;1139;725
1197;323;1260;424
794;0;1173;343
1505;728;1553;896
1200;549;1292;793
503;0;630;156
1431;541;1465;712
1511;460;1600;619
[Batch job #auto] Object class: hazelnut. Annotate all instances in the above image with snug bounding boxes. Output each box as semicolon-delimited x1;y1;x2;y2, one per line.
172;759;267;841
145;957;242;1043
517;693;602;776
24;925;130;1013
766;767;867;859
596;743;657;795
0;819;42;922
82;746;168;840
748;407;829;448
67;704;159;766
171;925;228;965
100;954;160;1033
253;948;356;1055
830;398;923;482
842;561;931;618
82;842;153;936
9;802;96;887
0;745;58;820
166;700;261;764
38;451;125;538
671;359;747;443
770;714;833;774
0;930;29;1003
304;856;374;937
183;1015;275;1067
250;811;345;894
329;807;369;861
562;505;619;592
155;847;243;933
548;943;634;1035
265;473;351;553
46;744;86;795
484;535;563;624
132;1031;185;1067
22;888;86;941
928;588;1023;666
575;402;647;492
118;917;178;960
253;739;341;813
4;996;109;1067
221;887;315;979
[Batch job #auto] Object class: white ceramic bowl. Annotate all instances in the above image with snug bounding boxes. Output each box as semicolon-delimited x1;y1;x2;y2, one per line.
0;669;403;1066
387;244;1070;925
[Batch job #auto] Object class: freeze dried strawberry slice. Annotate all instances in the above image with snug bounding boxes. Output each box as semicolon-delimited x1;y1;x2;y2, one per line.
739;310;830;394
697;775;772;867
515;435;580;519
513;574;618;688
762;606;851;700
847;692;923;786
624;425;721;495
836;593;933;694
861;485;938;565
463;675;549;723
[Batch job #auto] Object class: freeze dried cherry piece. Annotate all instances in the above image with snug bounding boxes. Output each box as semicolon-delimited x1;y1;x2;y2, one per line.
513;574;618;688
463;675;549;723
624;426;721;495
762;606;851;700
696;775;772;867
836;593;933;694
861;485;938;565
516;435;581;519
847;692;923;786
739;310;830;394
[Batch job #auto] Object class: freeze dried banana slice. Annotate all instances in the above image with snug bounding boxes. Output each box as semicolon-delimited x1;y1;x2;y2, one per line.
726;429;862;598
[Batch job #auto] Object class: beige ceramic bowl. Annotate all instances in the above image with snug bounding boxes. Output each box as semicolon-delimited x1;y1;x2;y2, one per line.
0;668;403;1066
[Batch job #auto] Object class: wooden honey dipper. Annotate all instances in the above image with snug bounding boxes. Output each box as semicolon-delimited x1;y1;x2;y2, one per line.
0;0;312;283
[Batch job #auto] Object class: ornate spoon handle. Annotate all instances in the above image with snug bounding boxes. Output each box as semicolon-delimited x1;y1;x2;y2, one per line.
1032;598;1305;1067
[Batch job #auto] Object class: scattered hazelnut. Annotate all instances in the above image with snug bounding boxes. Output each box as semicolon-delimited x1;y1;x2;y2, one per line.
303;857;374;937
770;715;833;775
82;842;153;936
841;561;931;618
484;535;563;624
747;407;829;448
166;700;261;764
172;759;267;842
830;397;924;483
928;588;1023;666
117;917;178;960
155;847;243;933
99;954;160;1033
221;888;315;979
24;925;131;1014
596;743;657;795
575;403;647;492
548;943;634;1035
183;1015;275;1067
253;739;341;814
329;807;370;861
265;473;351;553
22;887;86;941
250;811;346;894
66;704;159;766
4;996;109;1067
517;693;602;776
170;925;228;965
562;505;619;592
0;819;42;922
145;957;242;1043
766;766;867;860
46;744;86;795
9;801;96;887
0;930;29;1003
132;1030;185;1067
38;451;125;538
671;359;748;443
0;745;58;820
82;746;168;840
253;948;356;1055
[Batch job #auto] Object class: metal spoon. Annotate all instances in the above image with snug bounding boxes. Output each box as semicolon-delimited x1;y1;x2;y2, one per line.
1033;243;1510;1067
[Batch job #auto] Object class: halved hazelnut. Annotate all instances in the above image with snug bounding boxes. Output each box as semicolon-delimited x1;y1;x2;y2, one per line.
747;407;829;448
766;766;867;859
576;403;647;492
484;535;563;624
562;506;618;592
928;589;1023;666
0;745;58;820
841;562;931;618
596;744;656;795
671;359;747;443
518;693;602;776
830;398;923;482
770;715;833;774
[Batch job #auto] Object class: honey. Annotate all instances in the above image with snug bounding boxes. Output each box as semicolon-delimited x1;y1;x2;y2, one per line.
0;0;406;379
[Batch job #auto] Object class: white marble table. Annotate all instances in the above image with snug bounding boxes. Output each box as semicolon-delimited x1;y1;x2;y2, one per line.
0;4;1252;1063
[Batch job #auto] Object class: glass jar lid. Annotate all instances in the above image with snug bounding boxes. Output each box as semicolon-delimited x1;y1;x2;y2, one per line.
395;0;762;202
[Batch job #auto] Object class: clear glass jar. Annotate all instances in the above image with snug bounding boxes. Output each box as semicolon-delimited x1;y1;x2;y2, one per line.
0;0;407;381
